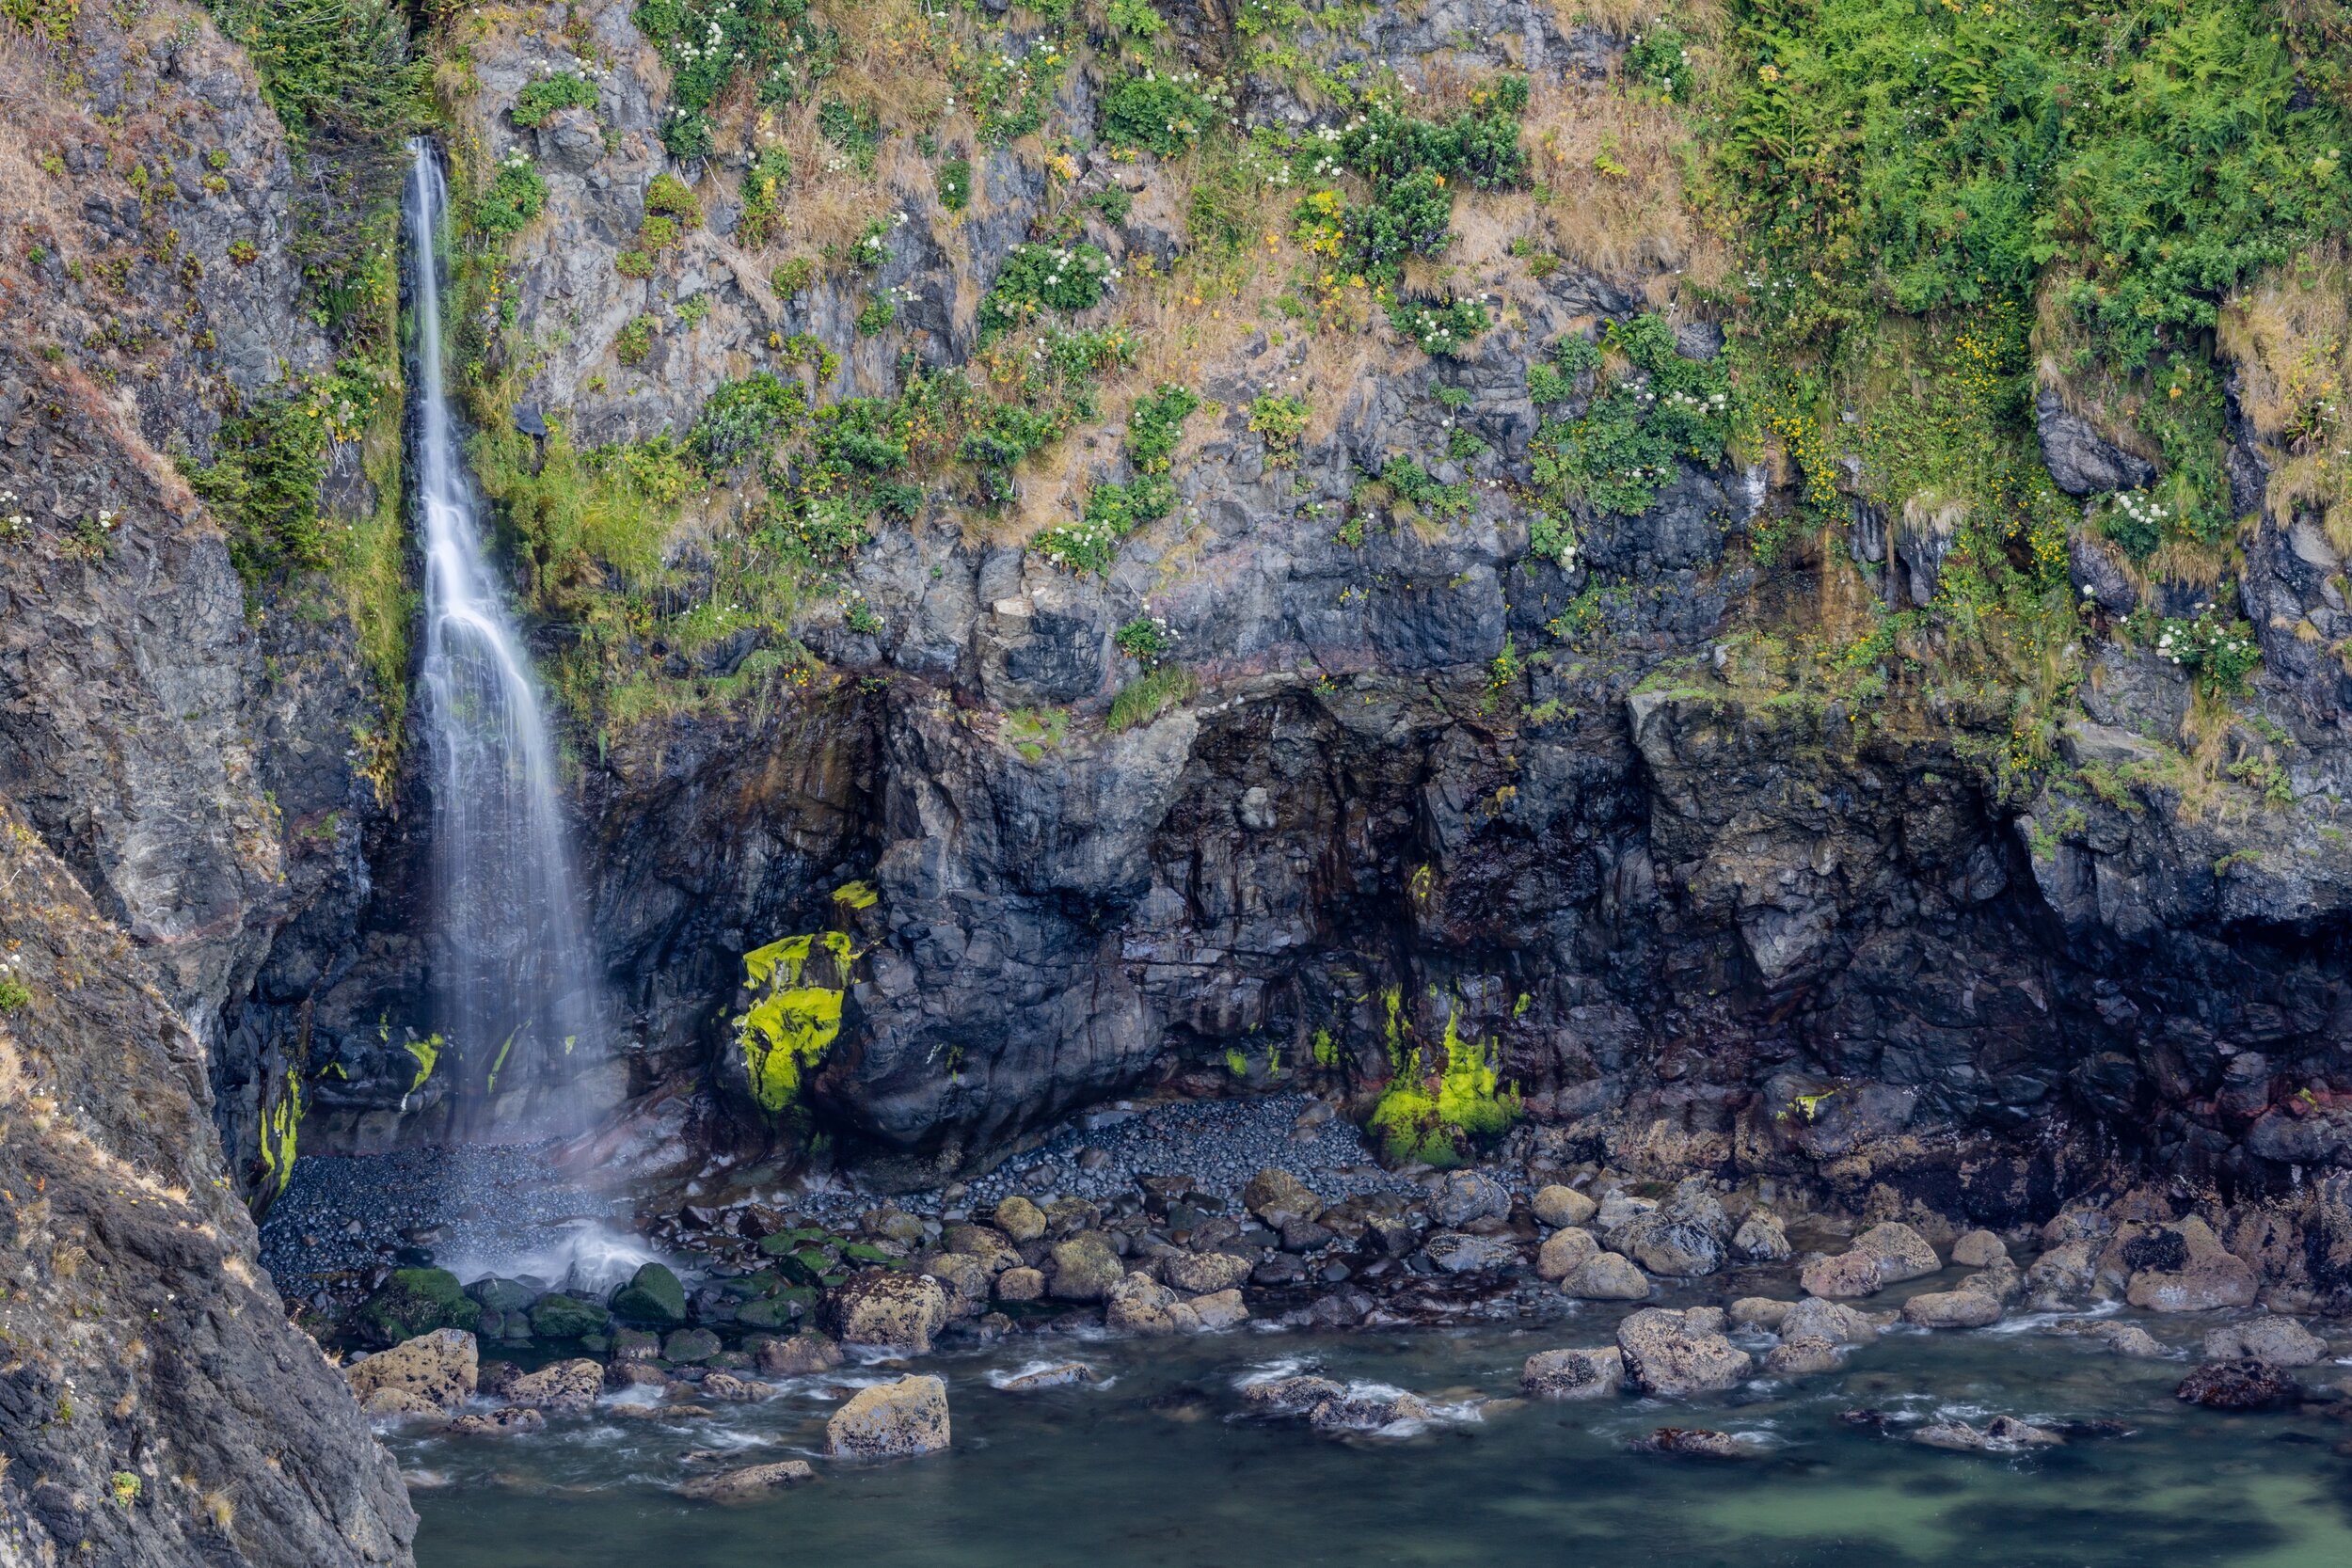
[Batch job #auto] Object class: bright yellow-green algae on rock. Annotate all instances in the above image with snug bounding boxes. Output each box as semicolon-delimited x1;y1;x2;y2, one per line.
738;931;860;1113
259;1074;305;1194
1369;1014;1519;1169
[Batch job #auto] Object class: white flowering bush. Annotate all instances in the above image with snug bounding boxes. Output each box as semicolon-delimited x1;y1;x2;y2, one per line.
2153;607;2263;699
979;243;1117;333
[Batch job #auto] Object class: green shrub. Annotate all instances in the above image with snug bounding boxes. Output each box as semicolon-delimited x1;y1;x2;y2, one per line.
183;394;333;584
615;314;654;367
857;293;898;335
771;256;816;296
1335;78;1529;282
2153;609;2264;699
1114;614;1175;661
1089;185;1134;224
938;157;972;213
1034;385;1199;572
979;243;1116;333
1531;311;1736;516
1247;392;1311;465
638;214;680;252
513;70;600;129
615;248;655;278
1622;25;1694;103
204;0;428;147
818;98;881;176
739;145;794;247
1387;295;1487;357
1101;71;1216;156
473;153;548;239
694;372;810;467
645;172;701;224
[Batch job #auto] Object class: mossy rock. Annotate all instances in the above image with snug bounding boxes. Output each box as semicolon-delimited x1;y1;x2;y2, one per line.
735;1298;794;1330
610;1262;688;1326
465;1275;537;1314
838;1242;896;1265
358;1268;482;1346
758;1227;828;1258
527;1291;612;1339
663;1327;723;1364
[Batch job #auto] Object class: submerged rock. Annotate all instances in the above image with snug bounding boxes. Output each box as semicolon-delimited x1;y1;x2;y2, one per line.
758;1331;846;1376
2203;1317;2327;1368
677;1459;816;1501
1641;1427;1749;1458
1763;1336;1843;1376
1900;1291;2003;1330
448;1406;547;1437
1243;1375;1432;1432
826;1374;952;1458
999;1362;1097;1391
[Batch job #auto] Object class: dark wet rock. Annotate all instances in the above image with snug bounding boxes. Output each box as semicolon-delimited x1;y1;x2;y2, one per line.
1607;1180;1732;1277
1244;1167;1324;1228
1641;1427;1748;1458
1731;1212;1792;1262
1243;1375;1433;1432
827;1375;951;1458
2176;1360;2302;1411
1423;1231;1522;1274
1000;1362;1097;1391
466;1277;538;1315
663;1328;723;1363
1427;1171;1511;1228
528;1293;612;1340
1915;1416;2062;1451
2038;389;2159;496
2116;1218;2258;1312
611;1262;689;1327
1279;1218;1337;1252
1521;1347;1624;1400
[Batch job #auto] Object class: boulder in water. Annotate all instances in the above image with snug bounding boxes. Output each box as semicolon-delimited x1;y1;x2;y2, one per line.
999;1362;1096;1391
1732;1212;1792;1261
357;1268;482;1346
1799;1249;1884;1299
1852;1223;1941;1284
506;1358;602;1415
1423;1231;1520;1274
1641;1427;1748;1458
2203;1317;2326;1368
826;1270;949;1354
1763;1336;1842;1376
344;1328;476;1413
610;1262;688;1327
1779;1296;1878;1346
757;1331;845;1376
448;1406;546;1436
1950;1229;2010;1269
1900;1291;2003;1329
1520;1347;1623;1400
1616;1307;1754;1398
662;1328;722;1364
827;1374;951;1458
1562;1251;1651;1301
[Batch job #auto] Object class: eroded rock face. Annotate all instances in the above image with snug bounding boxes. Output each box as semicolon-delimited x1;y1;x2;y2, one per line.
0;799;414;1566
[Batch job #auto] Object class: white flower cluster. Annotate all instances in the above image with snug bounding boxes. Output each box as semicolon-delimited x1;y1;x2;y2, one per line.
1662;388;1728;415
2110;489;2170;530
0;488;30;539
500;149;533;171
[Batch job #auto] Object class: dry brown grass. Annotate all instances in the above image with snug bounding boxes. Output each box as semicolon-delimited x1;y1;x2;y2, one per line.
2218;245;2352;551
1522;82;1721;285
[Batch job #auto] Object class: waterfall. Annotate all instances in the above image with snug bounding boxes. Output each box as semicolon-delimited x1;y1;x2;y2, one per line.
403;139;601;1139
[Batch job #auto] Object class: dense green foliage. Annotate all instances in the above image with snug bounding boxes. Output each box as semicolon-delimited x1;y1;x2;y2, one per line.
1534;314;1737;517
1337;75;1528;281
979;243;1117;333
512;71;600;129
1718;0;2352;549
1035;385;1201;573
184;398;331;584
1101;71;1216;155
203;0;428;148
473;154;548;238
633;0;836;154
1387;296;1487;357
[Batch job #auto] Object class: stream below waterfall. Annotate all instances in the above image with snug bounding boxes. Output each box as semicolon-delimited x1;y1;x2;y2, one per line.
391;1318;2352;1567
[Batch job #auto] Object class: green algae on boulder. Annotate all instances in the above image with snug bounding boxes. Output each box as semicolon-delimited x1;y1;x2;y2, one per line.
357;1267;481;1346
611;1261;688;1326
527;1292;612;1340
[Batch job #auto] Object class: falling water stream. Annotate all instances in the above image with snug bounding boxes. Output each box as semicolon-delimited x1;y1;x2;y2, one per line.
404;139;601;1139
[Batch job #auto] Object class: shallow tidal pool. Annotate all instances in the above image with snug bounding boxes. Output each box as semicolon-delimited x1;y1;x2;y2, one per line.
396;1313;2352;1568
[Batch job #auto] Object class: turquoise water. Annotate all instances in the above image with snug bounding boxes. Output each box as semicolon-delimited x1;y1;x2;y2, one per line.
400;1317;2352;1567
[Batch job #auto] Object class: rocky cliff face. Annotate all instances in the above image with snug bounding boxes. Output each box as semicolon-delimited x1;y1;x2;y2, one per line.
228;0;2348;1222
